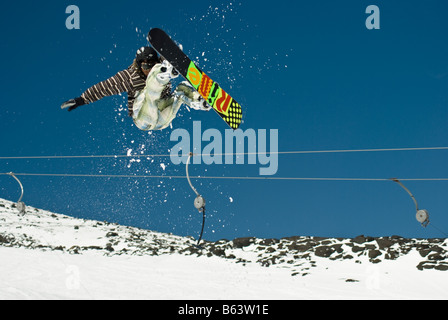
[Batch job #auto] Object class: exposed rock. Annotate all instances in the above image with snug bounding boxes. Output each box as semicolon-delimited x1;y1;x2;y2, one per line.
265;247;276;253
259;238;279;246
287;242;314;252
331;244;343;253
0;234;10;244
376;238;395;249
385;249;400;260
209;246;226;257
352;235;374;244
428;253;444;261
352;245;364;253
106;232;119;237
368;249;382;259
232;237;256;248
315;246;335;258
435;263;448;271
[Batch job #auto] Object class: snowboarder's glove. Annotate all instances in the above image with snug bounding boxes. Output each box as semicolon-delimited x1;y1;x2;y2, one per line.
61;97;86;111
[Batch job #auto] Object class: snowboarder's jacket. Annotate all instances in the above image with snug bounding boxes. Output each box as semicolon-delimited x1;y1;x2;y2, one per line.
79;59;171;116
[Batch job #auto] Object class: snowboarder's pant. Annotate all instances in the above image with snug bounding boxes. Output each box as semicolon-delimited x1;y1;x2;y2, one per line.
132;88;183;131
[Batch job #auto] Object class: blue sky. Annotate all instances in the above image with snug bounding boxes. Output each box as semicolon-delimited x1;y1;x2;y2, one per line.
1;0;447;241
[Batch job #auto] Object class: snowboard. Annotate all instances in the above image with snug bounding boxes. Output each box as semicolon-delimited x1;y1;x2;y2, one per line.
148;28;243;130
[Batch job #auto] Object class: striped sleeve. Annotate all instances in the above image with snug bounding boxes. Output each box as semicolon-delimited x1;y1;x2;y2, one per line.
81;69;132;104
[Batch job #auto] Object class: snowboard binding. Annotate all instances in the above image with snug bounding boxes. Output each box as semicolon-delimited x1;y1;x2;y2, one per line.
175;81;211;111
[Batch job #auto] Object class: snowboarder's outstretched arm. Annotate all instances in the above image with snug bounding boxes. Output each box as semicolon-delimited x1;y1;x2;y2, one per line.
81;70;133;104
61;69;133;113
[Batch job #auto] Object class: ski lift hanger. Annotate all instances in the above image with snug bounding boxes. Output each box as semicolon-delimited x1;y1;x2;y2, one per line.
186;152;206;247
390;178;430;227
1;172;26;214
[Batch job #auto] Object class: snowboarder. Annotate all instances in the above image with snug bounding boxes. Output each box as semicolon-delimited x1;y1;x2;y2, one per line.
61;46;209;131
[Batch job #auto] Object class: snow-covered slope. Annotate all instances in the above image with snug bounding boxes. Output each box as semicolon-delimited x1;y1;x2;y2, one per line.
1;198;447;300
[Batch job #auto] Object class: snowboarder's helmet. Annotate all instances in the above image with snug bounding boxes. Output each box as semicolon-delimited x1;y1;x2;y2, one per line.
136;46;159;66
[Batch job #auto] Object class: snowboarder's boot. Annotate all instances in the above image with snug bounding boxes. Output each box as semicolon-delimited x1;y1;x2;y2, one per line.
174;81;211;111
